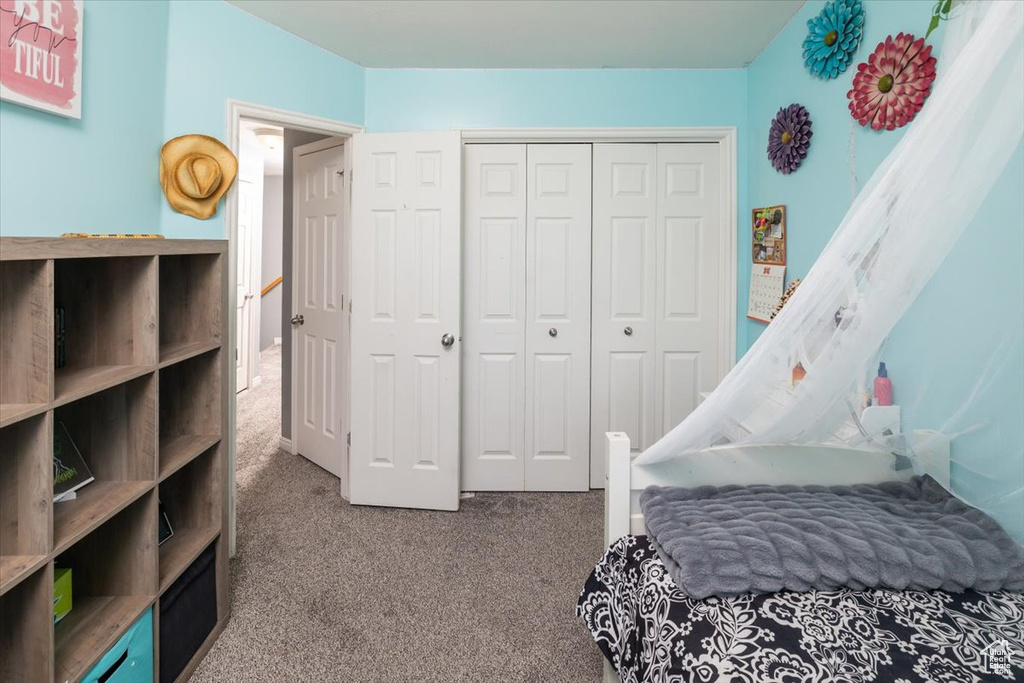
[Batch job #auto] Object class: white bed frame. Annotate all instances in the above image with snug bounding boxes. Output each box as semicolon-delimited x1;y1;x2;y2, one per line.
599;429;950;682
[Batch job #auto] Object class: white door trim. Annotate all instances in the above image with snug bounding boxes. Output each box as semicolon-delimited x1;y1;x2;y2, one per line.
459;127;738;381
224;99;363;558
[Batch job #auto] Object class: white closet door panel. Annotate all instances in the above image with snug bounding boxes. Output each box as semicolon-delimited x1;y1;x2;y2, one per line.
655;143;722;438
462;144;527;490
350;131;462;511
525;144;591;491
591;144;658;487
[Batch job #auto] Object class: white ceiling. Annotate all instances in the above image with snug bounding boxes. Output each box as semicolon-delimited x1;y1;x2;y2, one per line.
227;0;805;69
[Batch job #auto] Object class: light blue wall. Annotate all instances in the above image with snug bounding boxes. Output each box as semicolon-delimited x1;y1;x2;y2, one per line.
746;1;1023;538
0;0;170;236
159;1;364;238
366;68;746;132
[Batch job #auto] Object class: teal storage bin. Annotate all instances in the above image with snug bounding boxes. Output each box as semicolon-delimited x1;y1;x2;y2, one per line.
82;607;154;683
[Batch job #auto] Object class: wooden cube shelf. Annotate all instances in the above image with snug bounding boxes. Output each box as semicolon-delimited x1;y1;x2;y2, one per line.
53;256;157;405
0;238;228;683
159;254;222;367
0;259;52;428
54;491;157;683
0;414;52;596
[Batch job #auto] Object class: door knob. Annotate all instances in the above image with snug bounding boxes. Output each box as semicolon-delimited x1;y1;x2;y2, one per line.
624;326;633;336
290;314;305;326
441;333;455;348
548;328;558;338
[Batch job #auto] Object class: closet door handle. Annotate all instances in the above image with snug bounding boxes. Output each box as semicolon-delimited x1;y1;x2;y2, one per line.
441;333;455;348
624;327;633;336
548;328;558;338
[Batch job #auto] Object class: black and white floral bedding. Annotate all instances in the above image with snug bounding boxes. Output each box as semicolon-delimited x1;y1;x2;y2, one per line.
577;536;1024;682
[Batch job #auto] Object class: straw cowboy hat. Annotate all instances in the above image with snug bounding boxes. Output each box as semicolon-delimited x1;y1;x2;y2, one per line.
160;134;238;219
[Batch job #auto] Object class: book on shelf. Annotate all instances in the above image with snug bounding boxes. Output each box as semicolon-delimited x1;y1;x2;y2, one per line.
158;500;175;545
53;421;94;501
55;305;66;369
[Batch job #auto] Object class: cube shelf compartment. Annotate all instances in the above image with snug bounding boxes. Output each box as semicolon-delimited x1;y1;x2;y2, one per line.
53;256;158;405
0;238;228;683
0;563;53;683
159;253;222;367
53;374;157;555
159;445;221;594
0;259;52;428
0;413;52;596
159;350;221;481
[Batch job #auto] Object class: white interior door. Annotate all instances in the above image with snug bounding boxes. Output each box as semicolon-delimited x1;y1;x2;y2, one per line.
236;140;264;393
293;140;348;480
462;144;527;490
349;131;462;510
525;144;591;491
235;178;257;393
591;144;658;486
655;143;722;437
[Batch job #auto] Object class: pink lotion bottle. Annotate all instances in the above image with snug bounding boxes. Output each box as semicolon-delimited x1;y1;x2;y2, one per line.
874;362;893;407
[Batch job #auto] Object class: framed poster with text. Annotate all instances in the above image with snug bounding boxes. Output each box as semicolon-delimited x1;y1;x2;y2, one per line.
1;0;83;118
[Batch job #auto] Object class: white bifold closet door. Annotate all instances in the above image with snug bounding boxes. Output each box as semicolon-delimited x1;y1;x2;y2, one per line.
590;143;722;487
462;144;528;490
462;144;592;491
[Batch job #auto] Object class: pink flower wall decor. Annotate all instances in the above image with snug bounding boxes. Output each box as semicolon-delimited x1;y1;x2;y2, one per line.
847;32;936;131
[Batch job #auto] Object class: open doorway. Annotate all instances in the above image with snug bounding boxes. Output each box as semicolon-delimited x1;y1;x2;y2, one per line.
225;101;363;557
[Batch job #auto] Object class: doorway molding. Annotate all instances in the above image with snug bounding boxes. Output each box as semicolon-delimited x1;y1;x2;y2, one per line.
458;126;739;382
224;99;363;557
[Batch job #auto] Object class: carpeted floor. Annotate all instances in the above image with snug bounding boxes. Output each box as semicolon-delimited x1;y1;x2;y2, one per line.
191;344;607;683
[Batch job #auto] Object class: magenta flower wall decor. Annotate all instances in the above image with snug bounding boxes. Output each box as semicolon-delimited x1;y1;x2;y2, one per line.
847;33;937;131
767;104;813;175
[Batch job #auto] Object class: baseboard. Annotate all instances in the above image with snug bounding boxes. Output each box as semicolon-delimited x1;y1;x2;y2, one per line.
251;375;262;388
273;336;282;346
279;436;295;454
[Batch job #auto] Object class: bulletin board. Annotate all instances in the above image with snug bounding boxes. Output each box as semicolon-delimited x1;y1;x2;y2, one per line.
752;205;786;265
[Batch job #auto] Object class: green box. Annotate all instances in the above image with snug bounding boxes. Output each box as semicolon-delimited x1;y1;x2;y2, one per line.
53;567;72;624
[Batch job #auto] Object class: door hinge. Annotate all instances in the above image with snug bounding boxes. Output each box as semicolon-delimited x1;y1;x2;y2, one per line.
346;432;351;446
348;299;352;314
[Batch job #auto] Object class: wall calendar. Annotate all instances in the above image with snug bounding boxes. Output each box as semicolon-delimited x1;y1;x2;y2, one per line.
747;264;786;323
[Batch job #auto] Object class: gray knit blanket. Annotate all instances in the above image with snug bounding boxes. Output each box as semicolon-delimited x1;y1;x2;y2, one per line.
640;476;1024;599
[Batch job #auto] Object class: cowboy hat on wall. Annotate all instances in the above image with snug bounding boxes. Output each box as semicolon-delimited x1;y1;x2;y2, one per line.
160;134;238;219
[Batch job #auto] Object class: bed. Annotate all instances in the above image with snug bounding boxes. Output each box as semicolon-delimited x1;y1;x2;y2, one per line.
580;433;1024;682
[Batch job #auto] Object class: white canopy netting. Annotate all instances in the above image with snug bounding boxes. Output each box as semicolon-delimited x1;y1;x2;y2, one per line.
637;0;1023;522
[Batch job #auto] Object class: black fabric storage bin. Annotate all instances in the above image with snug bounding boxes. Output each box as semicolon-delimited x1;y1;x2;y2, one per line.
160;542;217;683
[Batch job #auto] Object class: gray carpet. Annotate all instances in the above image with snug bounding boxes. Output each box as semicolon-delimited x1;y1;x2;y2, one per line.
191;344;607;682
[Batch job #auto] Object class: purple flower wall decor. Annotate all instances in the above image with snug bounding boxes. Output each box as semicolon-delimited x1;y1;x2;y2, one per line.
768;104;813;175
